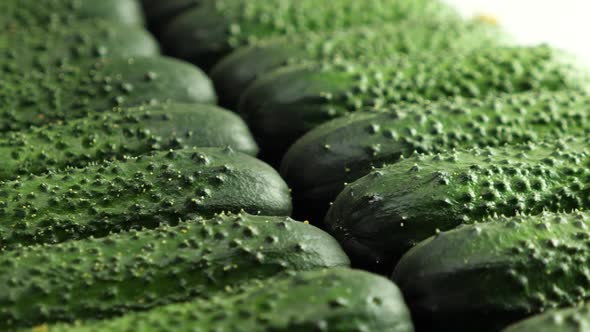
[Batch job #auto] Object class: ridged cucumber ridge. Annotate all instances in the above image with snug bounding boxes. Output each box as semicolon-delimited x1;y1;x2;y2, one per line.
37;268;413;332
239;45;590;154
0;148;291;248
210;19;507;107
161;0;458;67
1;20;158;70
0;0;144;29
327;136;590;269
0;56;216;132
393;211;590;331
0;103;258;180
503;305;590;332
282;91;590;213
0;213;348;329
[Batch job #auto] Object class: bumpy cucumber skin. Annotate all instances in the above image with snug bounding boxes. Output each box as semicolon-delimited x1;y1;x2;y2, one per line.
0;0;144;28
1;20;158;69
503;305;590;332
0;56;216;132
0;103;258;180
327;137;590;271
210;20;507;107
281;91;590;220
38;268;413;332
0;148;291;248
161;0;459;69
240;46;590;156
393;211;590;331
0;213;348;329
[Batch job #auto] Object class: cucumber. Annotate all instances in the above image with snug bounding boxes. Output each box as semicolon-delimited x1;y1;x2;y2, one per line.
2;20;158;69
0;213;348;329
161;0;459;69
282;91;590;220
239;46;589;156
141;0;202;31
0;56;216;132
211;20;506;107
1;0;144;29
326;136;590;271
0;148;291;248
393;211;590;331
36;268;412;332
0;103;258;180
503;305;590;332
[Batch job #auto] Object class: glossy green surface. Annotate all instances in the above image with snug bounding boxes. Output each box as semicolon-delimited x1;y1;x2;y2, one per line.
0;103;258;180
327;137;590;270
161;0;458;68
0;148;291;248
394;211;590;331
37;268;413;332
240;46;589;156
0;0;144;29
211;20;507;107
0;56;216;132
282;91;590;219
0;213;348;329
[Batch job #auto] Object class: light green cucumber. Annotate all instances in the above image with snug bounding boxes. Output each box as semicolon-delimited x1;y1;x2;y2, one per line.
0;56;216;132
34;268;413;332
503;305;590;332
0;148;291;248
394;211;590;331
0;213;348;329
1;0;144;29
161;0;459;68
327;136;590;270
211;19;507;107
240;46;589;156
1;20;158;70
0;102;258;180
281;91;590;219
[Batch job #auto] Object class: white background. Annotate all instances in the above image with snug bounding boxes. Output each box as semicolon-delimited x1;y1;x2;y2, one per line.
445;0;590;64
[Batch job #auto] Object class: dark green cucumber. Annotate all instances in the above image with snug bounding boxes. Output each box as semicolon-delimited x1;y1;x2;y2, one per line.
503;305;590;332
0;213;348;329
0;103;258;180
327;136;590;271
1;0;144;29
393;211;590;331
210;20;507;107
39;268;412;332
282;91;590;220
239;46;590;156
141;0;202;31
161;0;459;68
0;56;216;132
1;20;158;69
0;148;291;248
